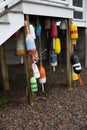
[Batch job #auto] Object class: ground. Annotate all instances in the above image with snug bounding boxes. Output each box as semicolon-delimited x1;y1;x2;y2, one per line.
0;61;87;130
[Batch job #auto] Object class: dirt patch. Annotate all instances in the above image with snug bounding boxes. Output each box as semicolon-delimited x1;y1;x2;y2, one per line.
0;61;87;130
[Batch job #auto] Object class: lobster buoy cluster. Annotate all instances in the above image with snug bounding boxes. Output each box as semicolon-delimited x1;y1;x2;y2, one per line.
70;21;83;86
49;21;61;71
70;22;78;45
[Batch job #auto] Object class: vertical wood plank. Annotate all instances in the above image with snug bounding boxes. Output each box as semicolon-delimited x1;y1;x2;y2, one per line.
24;15;34;105
85;28;87;68
66;19;72;87
0;44;10;90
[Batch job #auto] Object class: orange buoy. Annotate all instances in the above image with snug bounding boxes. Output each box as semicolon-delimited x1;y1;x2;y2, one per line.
39;64;46;92
39;64;46;83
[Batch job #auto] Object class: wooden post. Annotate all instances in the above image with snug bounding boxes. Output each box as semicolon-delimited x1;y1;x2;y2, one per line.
85;28;87;68
24;15;34;105
66;19;72;87
0;44;10;90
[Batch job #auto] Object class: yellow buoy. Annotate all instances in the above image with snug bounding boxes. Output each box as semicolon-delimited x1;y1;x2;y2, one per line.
72;70;78;81
70;22;78;40
55;38;61;54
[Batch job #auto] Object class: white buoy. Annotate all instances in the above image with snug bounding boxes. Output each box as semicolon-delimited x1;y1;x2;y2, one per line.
32;63;40;79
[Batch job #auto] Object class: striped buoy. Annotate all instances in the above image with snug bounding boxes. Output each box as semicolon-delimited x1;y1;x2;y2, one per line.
70;22;78;45
30;77;38;92
71;54;81;74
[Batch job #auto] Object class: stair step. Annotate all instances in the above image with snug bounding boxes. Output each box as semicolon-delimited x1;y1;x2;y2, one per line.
0;21;10;24
7;10;23;14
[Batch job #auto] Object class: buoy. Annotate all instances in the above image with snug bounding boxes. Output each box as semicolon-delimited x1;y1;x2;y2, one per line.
16;34;25;56
71;54;81;74
55;38;61;54
50;50;57;71
35;24;42;37
50;21;58;38
26;34;36;53
16;33;25;64
13;31;19;39
29;24;36;39
39;64;46;92
33;50;39;63
72;70;79;81
25;21;36;54
32;63;40;79
30;76;38;92
70;22;78;45
39;64;46;83
59;20;66;37
44;18;51;29
44;18;51;39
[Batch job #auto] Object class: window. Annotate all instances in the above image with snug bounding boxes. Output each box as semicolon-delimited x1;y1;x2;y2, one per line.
73;0;83;7
74;11;83;19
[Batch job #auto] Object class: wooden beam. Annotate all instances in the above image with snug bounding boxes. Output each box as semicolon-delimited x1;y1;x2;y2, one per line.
85;28;87;68
24;14;34;105
66;19;72;87
0;44;10;90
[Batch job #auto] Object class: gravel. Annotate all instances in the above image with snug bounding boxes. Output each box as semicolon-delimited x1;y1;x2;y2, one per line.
0;61;87;130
